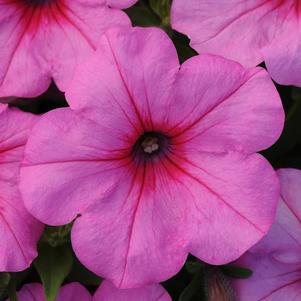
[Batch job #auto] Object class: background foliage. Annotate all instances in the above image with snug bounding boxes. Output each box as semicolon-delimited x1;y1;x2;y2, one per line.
1;1;301;300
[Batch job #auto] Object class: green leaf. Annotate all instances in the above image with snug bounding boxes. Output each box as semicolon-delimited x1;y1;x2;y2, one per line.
221;264;253;279
291;87;301;102
7;275;19;301
185;261;206;275
34;243;73;301
0;273;10;299
179;272;206;301
40;224;72;247
125;6;160;27
66;258;101;286
149;0;171;27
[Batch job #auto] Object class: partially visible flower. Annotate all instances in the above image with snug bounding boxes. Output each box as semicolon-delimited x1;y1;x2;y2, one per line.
7;281;171;301
0;0;137;98
20;27;284;288
6;282;91;301
233;168;301;300
94;280;171;301
171;0;301;86
0;104;43;271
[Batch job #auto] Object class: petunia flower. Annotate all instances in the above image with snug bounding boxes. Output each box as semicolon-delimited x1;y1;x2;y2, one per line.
6;282;91;301
171;0;301;87
0;0;137;98
0;104;42;271
7;281;171;301
20;27;284;288
233;168;301;300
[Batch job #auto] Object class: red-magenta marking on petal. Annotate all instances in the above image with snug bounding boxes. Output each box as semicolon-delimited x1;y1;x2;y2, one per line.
8;0;67;34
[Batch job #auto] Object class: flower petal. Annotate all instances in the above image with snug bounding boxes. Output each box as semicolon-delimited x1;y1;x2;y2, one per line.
8;282;91;301
0;1;133;97
0;5;51;97
166;151;279;264
47;1;132;92
171;0;264;66
263;18;301;87
71;159;188;288
171;0;291;67
94;280;171;301
233;168;301;300
20;108;133;225
0;105;42;271
233;252;301;301
251;169;301;263
57;283;92;301
169;54;284;154
106;0;138;9
14;283;45;301
71;151;278;287
66;27;179;132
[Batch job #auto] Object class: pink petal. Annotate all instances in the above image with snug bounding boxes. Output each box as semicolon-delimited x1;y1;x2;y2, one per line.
278;169;301;224
0;105;42;271
251;169;301;263
234;253;301;301
171;0;267;66
233;168;301;300
46;1;132;92
0;182;43;271
71;159;188;288
165;150;279;265
169;54;284;154
71;151;278;287
65;27;179;130
171;0;294;68
8;282;91;301
56;283;92;301
0;1;133;97
106;0;138;9
94;280;171;301
263;17;301;87
0;6;51;97
14;283;45;301
20;107;133;225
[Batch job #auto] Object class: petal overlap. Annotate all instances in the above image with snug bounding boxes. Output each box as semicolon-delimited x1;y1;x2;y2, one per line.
233;169;301;300
171;0;301;86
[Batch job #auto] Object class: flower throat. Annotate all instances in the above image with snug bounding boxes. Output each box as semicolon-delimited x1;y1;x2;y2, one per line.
133;132;169;161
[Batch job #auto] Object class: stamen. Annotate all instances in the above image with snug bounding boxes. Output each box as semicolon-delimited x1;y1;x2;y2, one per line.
142;137;159;154
132;131;169;161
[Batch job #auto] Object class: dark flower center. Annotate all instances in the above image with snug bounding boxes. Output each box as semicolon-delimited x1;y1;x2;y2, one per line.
22;0;53;6
133;132;169;160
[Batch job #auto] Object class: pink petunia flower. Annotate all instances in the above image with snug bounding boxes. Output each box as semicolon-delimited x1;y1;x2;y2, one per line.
233;168;301;300
0;104;42;271
20;27;284;288
7;281;171;301
6;282;91;301
0;0;137;98
171;0;301;87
